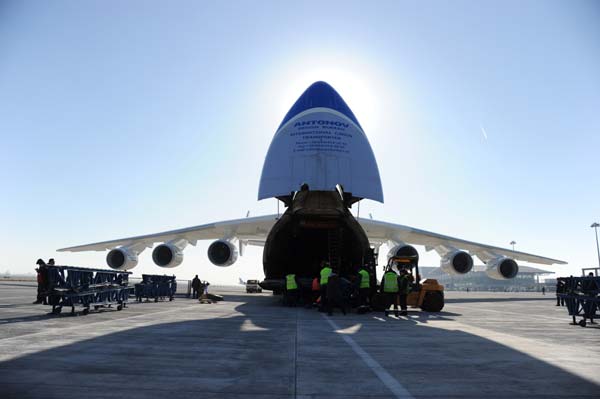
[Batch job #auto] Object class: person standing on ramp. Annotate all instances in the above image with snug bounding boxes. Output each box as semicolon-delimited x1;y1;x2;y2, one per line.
380;266;399;317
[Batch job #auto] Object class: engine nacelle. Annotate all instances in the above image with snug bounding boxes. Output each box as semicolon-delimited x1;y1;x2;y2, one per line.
440;250;474;275
152;243;184;268
387;243;419;264
106;247;138;271
486;256;519;280
208;240;238;267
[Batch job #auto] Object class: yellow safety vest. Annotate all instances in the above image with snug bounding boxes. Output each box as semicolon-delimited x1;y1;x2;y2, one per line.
383;272;399;293
320;267;332;285
286;274;297;290
359;269;370;289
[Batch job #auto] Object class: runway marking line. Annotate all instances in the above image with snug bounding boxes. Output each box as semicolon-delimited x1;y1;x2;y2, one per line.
322;314;414;399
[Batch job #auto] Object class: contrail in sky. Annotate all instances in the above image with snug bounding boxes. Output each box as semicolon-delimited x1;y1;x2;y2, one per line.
480;125;488;140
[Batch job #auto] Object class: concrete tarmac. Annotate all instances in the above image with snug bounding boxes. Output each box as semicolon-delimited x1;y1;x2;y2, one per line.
0;281;598;398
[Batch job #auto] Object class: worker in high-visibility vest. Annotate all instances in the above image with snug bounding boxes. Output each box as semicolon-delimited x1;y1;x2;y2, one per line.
380;266;399;317
319;261;332;312
398;269;411;316
309;276;320;307
285;273;298;307
358;266;371;307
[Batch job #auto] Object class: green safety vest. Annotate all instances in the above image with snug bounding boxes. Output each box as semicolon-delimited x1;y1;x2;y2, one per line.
320;267;332;285
359;269;370;289
286;274;297;290
383;272;399;293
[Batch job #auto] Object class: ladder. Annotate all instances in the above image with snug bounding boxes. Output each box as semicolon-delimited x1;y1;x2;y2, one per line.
328;228;343;271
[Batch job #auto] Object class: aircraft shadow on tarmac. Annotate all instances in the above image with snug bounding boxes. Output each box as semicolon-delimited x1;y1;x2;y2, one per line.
0;303;39;311
0;294;597;399
0;313;58;325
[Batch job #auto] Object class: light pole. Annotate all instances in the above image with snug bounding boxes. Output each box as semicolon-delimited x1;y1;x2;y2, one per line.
510;240;516;251
591;222;600;268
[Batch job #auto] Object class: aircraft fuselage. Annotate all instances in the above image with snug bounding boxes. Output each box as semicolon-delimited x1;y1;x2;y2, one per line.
260;189;374;291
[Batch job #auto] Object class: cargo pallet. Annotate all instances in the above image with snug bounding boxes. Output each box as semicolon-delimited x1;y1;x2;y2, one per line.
134;274;177;302
557;276;599;327
44;265;131;315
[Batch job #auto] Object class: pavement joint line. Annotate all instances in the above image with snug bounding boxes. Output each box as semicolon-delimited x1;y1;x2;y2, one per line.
449;304;568;321
322;314;414;399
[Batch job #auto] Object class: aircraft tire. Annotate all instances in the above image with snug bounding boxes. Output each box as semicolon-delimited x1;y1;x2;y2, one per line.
421;291;444;312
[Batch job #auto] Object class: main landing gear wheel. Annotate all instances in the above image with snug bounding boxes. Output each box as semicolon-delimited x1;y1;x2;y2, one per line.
421;291;444;312
578;319;587;327
82;308;90;315
117;304;123;311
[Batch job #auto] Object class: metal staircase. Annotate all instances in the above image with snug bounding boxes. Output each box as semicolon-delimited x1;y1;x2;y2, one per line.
328;228;343;271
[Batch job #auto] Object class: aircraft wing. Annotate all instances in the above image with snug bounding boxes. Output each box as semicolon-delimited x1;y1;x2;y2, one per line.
358;218;567;265
57;214;278;252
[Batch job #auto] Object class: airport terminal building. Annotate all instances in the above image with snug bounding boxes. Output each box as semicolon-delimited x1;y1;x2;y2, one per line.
420;265;553;291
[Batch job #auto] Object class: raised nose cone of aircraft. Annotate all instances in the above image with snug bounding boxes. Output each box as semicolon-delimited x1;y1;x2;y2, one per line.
278;81;362;130
258;81;383;203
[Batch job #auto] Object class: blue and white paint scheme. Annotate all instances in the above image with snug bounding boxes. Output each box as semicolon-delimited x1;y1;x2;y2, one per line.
258;81;383;202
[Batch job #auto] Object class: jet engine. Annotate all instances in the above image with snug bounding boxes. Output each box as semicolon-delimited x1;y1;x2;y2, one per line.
440;250;474;275
485;256;519;280
152;243;184;268
387;243;419;263
106;247;138;270
208;240;238;267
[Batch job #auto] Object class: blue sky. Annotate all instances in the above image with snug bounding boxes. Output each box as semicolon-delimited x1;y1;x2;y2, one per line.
1;1;599;282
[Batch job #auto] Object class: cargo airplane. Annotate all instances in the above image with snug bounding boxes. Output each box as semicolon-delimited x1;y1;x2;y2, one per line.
59;81;566;301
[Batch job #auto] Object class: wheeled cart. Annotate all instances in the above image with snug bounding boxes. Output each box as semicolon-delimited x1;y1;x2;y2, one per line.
134;274;177;302
43;266;131;315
